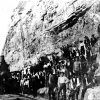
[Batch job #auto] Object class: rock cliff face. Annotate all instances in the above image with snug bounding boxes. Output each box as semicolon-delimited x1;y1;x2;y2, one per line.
2;0;100;71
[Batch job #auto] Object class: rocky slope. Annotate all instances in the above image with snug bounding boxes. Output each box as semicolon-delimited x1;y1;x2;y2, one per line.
2;0;100;71
84;86;100;100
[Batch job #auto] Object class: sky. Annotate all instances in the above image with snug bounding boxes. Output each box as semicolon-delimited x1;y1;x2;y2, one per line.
0;0;19;55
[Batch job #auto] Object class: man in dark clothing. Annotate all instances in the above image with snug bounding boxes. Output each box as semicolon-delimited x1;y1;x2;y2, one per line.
84;36;91;49
31;74;38;97
48;71;57;100
91;34;98;47
73;58;81;77
80;46;85;56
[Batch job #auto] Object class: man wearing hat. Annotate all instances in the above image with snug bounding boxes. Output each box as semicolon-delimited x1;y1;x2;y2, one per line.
57;69;69;100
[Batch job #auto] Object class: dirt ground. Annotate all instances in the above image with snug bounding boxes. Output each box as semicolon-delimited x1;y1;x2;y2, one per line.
0;94;48;100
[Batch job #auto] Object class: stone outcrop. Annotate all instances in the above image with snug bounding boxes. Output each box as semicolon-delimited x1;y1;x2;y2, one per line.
84;86;100;100
2;0;100;71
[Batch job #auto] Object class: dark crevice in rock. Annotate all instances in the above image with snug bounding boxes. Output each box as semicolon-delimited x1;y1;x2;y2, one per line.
48;5;91;35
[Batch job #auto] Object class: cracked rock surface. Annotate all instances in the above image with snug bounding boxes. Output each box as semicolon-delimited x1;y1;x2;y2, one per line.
2;0;100;71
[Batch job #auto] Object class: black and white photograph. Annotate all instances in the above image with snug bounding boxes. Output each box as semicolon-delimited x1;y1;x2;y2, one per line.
0;0;100;100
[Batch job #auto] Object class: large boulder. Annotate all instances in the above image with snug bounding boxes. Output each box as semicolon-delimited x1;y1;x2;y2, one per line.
2;0;100;71
84;86;100;100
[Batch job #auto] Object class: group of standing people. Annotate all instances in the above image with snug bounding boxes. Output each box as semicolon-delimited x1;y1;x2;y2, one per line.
20;70;45;97
0;34;99;100
0;70;45;97
48;35;99;100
